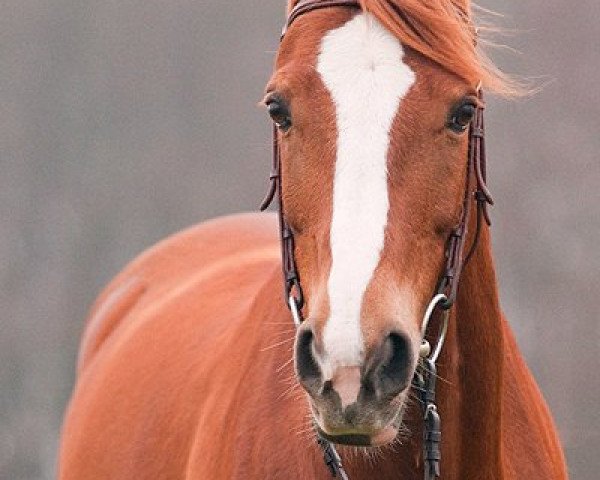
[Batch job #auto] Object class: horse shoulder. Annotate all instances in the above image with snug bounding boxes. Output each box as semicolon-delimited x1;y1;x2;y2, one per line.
76;212;278;373
60;213;280;480
501;317;569;479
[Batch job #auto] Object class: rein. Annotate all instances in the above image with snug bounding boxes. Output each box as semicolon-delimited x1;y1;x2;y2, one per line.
260;1;493;478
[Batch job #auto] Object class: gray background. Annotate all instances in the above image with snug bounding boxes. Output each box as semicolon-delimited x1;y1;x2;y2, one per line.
1;1;598;478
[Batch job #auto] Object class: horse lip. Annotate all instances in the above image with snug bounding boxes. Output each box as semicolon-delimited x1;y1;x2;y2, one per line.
316;424;399;447
317;427;373;446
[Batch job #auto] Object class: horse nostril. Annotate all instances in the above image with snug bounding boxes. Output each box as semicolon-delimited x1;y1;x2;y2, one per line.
295;328;322;392
368;332;413;399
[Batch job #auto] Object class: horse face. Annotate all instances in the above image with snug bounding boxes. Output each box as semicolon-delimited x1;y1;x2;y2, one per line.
264;9;478;446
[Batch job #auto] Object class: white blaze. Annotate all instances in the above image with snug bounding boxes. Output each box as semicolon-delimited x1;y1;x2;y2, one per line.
317;13;415;370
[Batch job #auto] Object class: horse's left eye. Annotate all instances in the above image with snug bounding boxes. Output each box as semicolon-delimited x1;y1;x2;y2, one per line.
448;102;477;133
266;98;292;131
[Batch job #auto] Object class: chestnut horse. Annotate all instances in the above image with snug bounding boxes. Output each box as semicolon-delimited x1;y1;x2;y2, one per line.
59;1;568;478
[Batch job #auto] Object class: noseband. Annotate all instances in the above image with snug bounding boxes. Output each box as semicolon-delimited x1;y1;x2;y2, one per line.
260;1;493;478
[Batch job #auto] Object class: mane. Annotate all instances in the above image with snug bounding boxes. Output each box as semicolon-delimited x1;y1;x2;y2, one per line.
358;0;521;96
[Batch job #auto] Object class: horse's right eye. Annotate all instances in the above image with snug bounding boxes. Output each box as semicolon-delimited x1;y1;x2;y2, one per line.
266;99;292;131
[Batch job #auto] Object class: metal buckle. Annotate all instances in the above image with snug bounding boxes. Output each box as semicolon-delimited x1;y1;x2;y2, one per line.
419;293;450;363
288;294;303;327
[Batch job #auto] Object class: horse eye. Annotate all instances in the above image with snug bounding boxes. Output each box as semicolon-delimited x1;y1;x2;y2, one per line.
448;102;477;133
267;99;292;131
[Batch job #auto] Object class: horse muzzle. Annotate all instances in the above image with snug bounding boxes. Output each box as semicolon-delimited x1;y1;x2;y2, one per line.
295;325;416;446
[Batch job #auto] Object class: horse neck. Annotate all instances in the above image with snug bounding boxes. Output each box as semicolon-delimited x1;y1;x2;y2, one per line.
442;222;505;478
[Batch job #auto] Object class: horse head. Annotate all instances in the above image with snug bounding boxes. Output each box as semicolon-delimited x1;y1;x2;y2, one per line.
263;0;511;447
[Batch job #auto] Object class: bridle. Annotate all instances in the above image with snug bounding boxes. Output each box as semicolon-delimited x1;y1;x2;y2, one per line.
260;1;493;478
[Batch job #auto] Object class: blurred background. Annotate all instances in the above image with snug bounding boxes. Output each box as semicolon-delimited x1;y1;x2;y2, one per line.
1;0;598;478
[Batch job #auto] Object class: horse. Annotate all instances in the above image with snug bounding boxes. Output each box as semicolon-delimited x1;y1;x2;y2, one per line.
58;1;569;478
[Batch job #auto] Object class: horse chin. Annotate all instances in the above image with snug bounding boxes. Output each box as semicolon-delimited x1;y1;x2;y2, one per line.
309;390;409;447
313;400;407;447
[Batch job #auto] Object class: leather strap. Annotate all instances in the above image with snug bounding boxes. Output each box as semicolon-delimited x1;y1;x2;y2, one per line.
283;0;361;38
437;89;493;310
260;125;305;309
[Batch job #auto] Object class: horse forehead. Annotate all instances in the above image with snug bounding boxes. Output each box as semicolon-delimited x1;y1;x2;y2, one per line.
316;12;415;127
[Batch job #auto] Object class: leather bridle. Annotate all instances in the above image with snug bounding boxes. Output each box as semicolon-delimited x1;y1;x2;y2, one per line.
260;1;493;478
